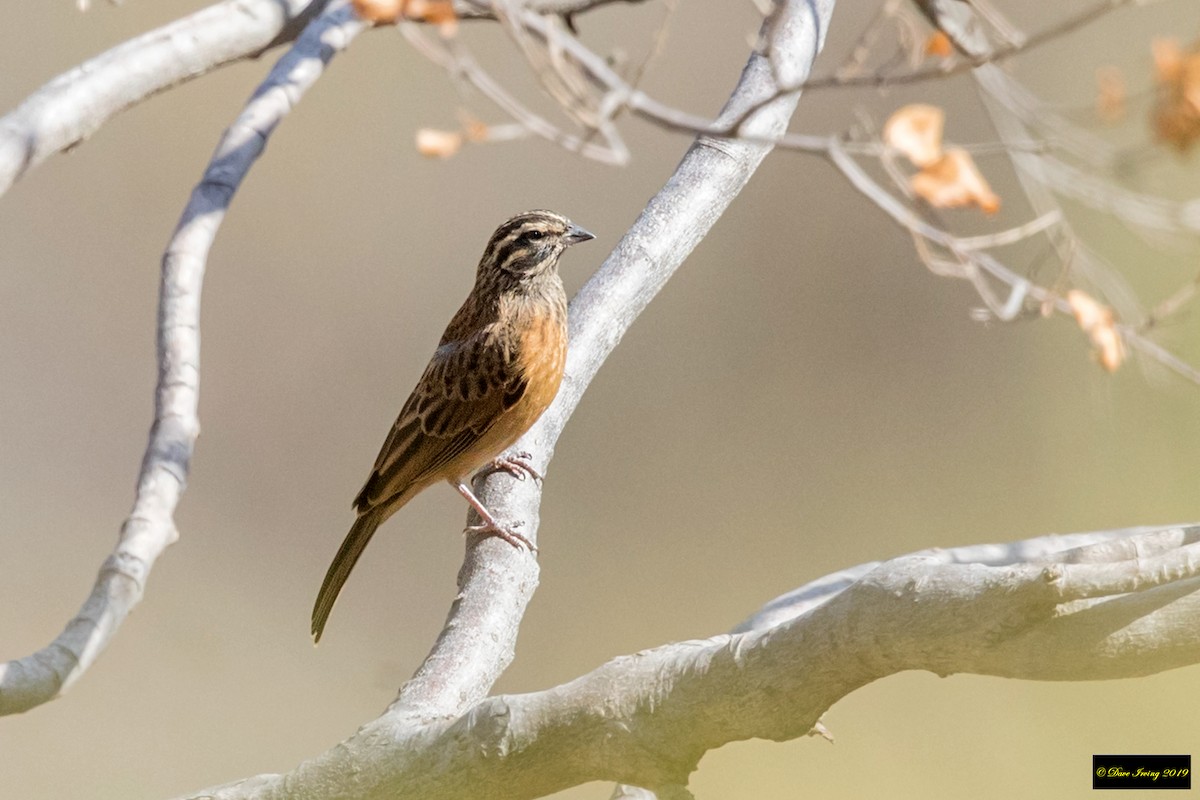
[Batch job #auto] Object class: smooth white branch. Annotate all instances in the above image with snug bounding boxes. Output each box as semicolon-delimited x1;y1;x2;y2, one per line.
178;524;1200;799
0;0;367;718
0;0;332;197
0;0;629;198
734;525;1159;632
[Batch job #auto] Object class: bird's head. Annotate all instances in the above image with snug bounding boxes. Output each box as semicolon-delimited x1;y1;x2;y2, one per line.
478;210;594;283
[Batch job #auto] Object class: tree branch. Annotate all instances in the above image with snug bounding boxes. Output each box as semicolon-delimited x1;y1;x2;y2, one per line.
385;0;835;724
455;0;650;20
0;0;333;198
172;0;836;795
0;0;630;198
179;523;1200;799
0;0;367;719
733;525;1160;632
0;0;640;723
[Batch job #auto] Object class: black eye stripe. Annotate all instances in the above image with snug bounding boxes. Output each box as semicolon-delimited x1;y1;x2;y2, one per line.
477;212;571;275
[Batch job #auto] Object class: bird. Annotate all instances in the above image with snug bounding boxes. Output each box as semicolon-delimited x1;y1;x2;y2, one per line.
311;210;594;643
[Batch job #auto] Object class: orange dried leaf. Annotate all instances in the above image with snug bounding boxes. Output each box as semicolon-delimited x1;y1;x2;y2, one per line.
1092;325;1126;372
924;31;953;59
407;0;458;35
1066;289;1126;372
415;128;463;158
1153;102;1200;151
1066;289;1110;332
351;0;457;32
1095;66;1126;123
910;148;1000;214
1153;38;1184;84
1184;57;1200;114
884;104;944;168
462;118;490;143
351;0;405;24
1151;37;1200;151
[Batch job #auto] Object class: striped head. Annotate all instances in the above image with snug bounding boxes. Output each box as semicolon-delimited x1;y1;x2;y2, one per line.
477;210;594;286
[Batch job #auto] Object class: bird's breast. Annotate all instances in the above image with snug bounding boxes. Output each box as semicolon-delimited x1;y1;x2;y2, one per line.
446;297;567;480
515;310;567;418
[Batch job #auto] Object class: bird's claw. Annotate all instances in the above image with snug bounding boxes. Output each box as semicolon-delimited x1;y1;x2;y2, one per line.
465;519;538;553
489;451;543;483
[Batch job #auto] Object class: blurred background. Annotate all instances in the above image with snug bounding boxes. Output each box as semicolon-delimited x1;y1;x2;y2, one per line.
2;0;1200;797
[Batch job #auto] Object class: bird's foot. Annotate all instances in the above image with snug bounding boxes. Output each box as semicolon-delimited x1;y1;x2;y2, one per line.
465;519;538;553
489;451;543;483
454;478;539;553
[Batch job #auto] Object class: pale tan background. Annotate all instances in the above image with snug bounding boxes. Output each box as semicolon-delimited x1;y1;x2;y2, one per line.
2;1;1200;797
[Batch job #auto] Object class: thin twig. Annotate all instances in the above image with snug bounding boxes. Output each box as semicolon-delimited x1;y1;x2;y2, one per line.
723;0;1153;139
0;0;333;197
825;138;1200;383
0;0;629;197
400;22;628;163
0;0;367;719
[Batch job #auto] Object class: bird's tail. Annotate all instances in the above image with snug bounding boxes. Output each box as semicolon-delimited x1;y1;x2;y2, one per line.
311;506;387;643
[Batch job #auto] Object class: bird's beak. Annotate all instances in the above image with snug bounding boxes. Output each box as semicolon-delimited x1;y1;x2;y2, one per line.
564;223;595;245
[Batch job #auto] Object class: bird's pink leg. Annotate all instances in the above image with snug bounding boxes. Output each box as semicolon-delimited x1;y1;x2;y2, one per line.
453;480;538;552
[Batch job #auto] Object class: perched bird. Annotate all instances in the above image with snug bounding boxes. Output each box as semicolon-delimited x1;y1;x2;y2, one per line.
311;210;594;642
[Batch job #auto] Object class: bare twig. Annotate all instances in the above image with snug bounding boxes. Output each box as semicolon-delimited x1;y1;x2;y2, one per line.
825;137;1200;383
445;0;1200;383
833;0;906;79
1143;272;1200;330
399;22;629;164
846;0;1152;88
716;0;1153;139
0;0;367;719
454;0;650;19
0;0;332;198
0;0;629;198
486;0;618;149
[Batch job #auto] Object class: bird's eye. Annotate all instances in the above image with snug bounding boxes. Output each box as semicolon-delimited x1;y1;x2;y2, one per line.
521;230;545;242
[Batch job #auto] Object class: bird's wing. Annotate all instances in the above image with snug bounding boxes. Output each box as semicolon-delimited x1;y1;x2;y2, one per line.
353;329;527;511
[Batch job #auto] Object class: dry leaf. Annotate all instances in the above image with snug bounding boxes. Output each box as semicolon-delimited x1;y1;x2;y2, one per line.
351;0;457;33
924;31;953;59
884;104;945;168
1153;38;1184;84
415;128;463;158
351;0;405;23
1151;37;1200;151
1067;289;1109;332
1095;66;1126;123
1091;325;1125;372
910;148;1000;214
462;118;490;143
407;0;458;35
1066;289;1126;372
